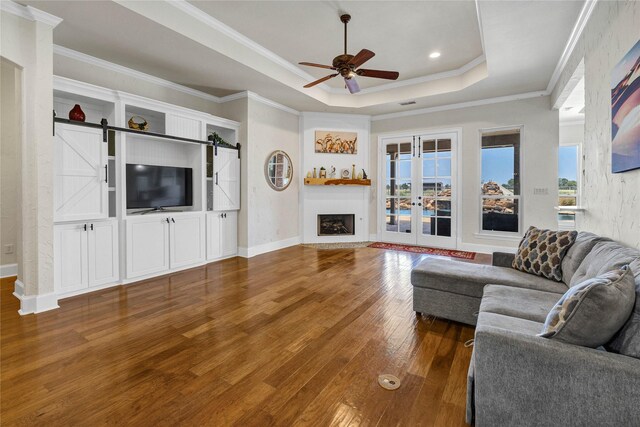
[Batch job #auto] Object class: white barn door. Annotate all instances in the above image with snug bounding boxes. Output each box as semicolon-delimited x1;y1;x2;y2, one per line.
213;147;240;211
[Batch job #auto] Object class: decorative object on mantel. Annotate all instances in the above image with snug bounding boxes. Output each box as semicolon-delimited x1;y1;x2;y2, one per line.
128;115;149;131
362;169;368;179
357;172;363;179
68;104;85;122
314;130;357;154
313;167;318;178
319;167;327;178
306;171;312;178
611;39;640;173
304;178;371;186
341;168;351;179
351;164;356;179
329;166;336;178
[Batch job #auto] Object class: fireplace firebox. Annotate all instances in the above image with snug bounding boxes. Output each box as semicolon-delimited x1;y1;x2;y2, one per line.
317;214;355;236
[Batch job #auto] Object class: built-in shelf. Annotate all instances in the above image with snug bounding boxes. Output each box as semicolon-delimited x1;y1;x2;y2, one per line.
304;178;371;186
554;206;586;212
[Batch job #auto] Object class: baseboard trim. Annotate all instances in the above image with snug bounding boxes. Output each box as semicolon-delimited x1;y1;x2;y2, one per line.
0;263;18;278
239;236;302;258
13;285;59;315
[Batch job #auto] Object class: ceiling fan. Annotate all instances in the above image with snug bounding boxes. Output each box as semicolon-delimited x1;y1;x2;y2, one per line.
299;14;399;94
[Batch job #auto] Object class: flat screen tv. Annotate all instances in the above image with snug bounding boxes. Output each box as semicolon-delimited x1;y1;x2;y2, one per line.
126;164;192;209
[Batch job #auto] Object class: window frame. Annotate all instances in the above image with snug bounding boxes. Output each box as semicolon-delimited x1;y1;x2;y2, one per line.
557;142;582;229
478;125;524;237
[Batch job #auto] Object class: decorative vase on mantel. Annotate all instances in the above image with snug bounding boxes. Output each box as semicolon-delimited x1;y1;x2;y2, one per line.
68;104;86;122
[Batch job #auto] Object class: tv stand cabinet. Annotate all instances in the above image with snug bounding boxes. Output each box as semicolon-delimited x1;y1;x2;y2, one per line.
52;77;241;299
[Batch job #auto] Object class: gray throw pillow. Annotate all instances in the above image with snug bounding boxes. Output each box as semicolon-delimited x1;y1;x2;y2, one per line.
606;259;640;358
539;266;636;348
512;226;577;282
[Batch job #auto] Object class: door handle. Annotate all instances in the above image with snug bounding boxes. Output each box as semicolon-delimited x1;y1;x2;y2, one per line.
411;202;416;206
171;218;175;223
84;224;87;231
104;165;108;183
215;172;218;185
166;218;170;224
90;224;94;231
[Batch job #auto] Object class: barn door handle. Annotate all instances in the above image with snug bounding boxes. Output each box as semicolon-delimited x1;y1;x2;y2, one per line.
104;165;108;183
215;172;218;185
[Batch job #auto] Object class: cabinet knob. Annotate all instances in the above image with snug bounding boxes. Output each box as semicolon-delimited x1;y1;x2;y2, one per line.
84;224;87;231
90;224;94;231
171;218;175;223
166;218;170;223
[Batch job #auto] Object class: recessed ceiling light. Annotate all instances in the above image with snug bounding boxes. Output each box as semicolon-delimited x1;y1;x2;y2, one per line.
429;52;441;59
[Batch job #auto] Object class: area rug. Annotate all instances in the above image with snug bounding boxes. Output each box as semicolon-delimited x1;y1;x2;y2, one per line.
367;242;476;260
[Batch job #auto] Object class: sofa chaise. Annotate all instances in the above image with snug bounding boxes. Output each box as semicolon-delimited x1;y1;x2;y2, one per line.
411;232;640;426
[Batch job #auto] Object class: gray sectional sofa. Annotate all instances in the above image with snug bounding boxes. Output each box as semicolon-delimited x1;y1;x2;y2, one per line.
411;232;640;426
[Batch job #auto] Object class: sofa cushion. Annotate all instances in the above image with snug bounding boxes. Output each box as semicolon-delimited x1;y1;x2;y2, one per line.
561;232;608;285
569;241;640;287
411;258;568;298
540;266;636;348
607;258;640;358
476;312;543;336
512;226;578;281
480;285;561;323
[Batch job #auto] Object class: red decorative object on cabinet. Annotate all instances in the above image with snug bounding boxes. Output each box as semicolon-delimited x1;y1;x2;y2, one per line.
68;104;86;122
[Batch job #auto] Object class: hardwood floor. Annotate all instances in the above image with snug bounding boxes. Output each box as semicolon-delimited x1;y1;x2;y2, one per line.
1;246;485;426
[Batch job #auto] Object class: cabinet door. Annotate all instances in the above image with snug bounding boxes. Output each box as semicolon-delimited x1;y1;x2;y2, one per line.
169;213;205;269
54;223;88;293
126;216;170;279
221;211;238;257
88;220;119;287
206;212;222;261
54;124;108;222
166;114;201;139
213;148;240;211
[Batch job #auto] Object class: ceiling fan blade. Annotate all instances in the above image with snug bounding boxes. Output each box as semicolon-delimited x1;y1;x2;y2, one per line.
348;49;375;68
344;77;360;94
304;73;339;88
299;62;336;70
356;69;399;80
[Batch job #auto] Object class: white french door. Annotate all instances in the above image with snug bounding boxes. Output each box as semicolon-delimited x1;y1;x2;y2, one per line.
380;131;458;249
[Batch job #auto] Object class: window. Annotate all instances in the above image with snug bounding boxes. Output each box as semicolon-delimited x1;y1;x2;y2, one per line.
480;128;521;233
558;145;579;228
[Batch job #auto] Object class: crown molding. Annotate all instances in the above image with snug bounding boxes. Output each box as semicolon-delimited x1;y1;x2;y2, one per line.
559;119;585;126
219;91;300;116
0;0;62;27
546;0;598;94
371;91;547;121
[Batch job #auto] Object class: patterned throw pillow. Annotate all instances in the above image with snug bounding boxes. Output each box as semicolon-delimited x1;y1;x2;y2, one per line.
512;226;578;281
539;266;636;348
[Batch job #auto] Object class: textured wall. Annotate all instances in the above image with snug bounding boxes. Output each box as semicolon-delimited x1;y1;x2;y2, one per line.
552;1;640;249
0;59;21;266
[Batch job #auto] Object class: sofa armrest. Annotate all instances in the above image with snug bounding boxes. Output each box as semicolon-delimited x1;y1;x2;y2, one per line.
474;326;640;426
492;252;515;267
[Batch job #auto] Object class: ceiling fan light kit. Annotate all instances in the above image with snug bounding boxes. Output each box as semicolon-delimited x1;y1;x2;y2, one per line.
299;14;399;94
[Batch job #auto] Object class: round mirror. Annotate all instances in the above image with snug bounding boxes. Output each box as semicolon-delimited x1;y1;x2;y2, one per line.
265;150;293;191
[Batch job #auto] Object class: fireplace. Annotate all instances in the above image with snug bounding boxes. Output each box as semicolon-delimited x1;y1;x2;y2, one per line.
317;214;355;236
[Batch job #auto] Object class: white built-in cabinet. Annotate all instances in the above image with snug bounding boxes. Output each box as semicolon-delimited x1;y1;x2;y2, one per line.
126;212;205;280
207;211;238;260
52;77;240;299
213;147;241;211
54;124;109;222
54;219;119;295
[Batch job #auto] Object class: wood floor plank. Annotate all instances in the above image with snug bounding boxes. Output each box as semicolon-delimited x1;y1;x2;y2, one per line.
0;247;487;425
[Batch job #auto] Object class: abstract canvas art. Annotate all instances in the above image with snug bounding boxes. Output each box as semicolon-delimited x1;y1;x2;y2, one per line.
611;39;640;173
314;131;357;154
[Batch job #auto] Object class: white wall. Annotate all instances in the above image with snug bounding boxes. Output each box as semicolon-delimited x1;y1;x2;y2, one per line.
552;1;639;249
0;58;21;269
371;96;559;251
560;122;585;146
1;9;57;312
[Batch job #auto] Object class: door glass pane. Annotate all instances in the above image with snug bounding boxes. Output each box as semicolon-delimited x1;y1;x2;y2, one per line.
436;158;451;176
399;215;412;233
422;215;435;235
423;198;435;216
436;179;452;197
386;198;398;214
386;144;399;161
422;139;436;159
386;215;398;232
397;180;411;197
437;139;451;156
423;159;435;177
436;218;452;236
398;198;412;215
397;161;412;179
399;142;412;160
436;199;451;216
386;179;396;196
386;160;396;179
482;198;519;232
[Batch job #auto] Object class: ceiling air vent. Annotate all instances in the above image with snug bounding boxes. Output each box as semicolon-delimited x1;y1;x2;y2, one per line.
399;101;416;106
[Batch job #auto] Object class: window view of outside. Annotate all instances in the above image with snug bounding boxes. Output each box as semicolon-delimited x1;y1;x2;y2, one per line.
558;145;579;226
481;129;521;233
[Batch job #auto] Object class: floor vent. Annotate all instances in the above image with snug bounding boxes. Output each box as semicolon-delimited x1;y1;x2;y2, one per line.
378;374;401;390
